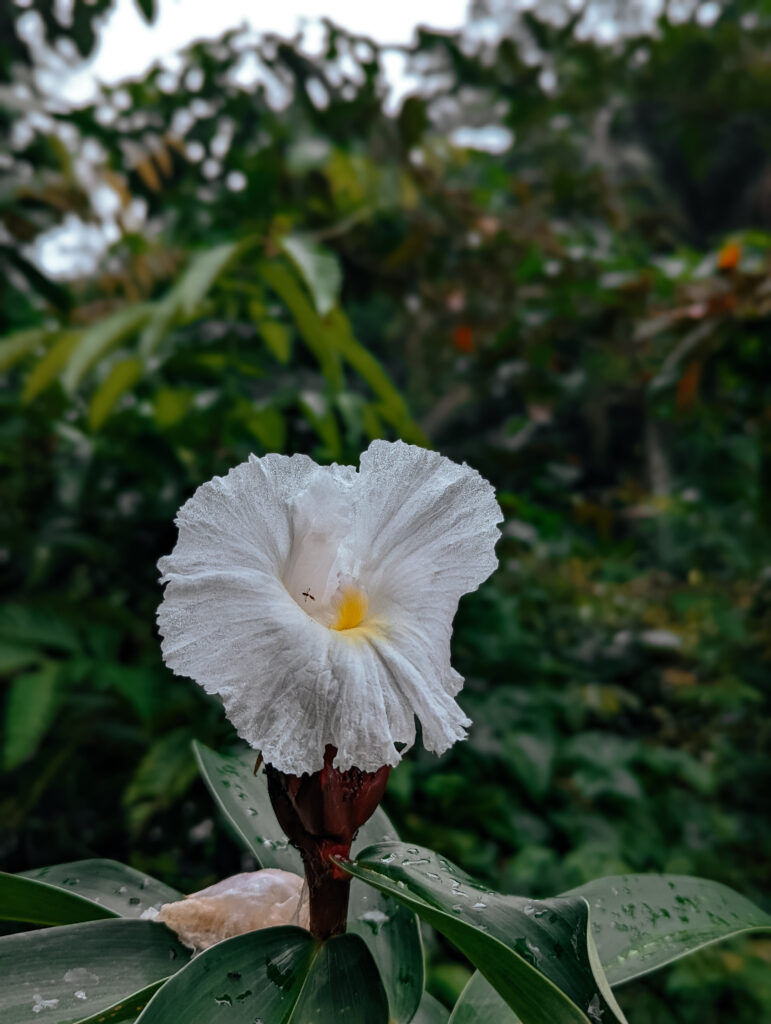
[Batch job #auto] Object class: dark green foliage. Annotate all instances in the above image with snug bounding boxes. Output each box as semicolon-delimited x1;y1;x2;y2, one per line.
1;2;770;1021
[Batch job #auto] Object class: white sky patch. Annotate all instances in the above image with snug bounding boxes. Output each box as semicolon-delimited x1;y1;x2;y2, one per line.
59;0;470;105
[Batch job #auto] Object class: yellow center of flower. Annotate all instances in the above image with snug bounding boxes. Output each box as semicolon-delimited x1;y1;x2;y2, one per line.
331;585;369;631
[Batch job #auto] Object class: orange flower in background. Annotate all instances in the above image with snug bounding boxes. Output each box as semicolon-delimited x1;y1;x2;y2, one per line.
717;241;741;271
454;324;474;353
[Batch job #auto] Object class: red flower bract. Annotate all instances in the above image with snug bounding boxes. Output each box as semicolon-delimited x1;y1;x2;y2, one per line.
266;745;391;938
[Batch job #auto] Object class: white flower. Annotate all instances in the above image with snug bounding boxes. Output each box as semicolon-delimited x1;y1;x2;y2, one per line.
158;440;502;775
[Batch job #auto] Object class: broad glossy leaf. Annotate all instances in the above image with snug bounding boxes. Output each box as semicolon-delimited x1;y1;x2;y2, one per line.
192;741;302;871
0;872;115;926
448;972;519;1024
0;918;189;1024
135;925;388;1024
413;992;451;1024
67;981;164;1024
19;859;182;919
564;873;771;986
344;843;627;1024
193;742;423;1023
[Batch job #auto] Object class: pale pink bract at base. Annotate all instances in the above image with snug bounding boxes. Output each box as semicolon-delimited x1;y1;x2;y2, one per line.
146;870;308;951
157;440;502;775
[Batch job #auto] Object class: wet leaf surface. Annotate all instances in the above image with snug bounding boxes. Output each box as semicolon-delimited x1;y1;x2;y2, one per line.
193;741;424;1023
135;925;388;1024
564;873;771;986
0;918;189;1024
19;860;182;920
344;842;627;1024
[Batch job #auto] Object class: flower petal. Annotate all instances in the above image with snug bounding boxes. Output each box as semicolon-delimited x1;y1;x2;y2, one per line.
355;440;503;619
158;442;501;775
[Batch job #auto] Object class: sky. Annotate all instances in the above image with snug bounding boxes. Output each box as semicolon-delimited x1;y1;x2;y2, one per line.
60;0;471;104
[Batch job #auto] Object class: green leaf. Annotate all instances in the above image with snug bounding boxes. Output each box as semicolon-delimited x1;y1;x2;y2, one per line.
20;859;182;919
243;403;287;452
65;981;165;1024
414;992;451;1024
192;742;424;1023
62;304;153;394
2;662;61;770
255;317;292;364
0;327;48;373
22;331;80;401
343;843;627;1024
0;872;116;926
324;308;427;445
258;260;344;391
280;233;342;317
139;242;243;359
193;741;300;871
448;972;519;1024
136;925;388;1024
88;356;144;430
299;389;342;460
563;873;771;987
0;918;189;1024
0;642;43;675
176;242;243;319
0;605;79;652
123;729;198;834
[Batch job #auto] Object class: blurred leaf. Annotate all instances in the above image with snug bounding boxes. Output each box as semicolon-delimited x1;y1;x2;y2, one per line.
62;304;153;394
3;662;61;770
255;317;292;364
153;387;194;428
123;729;198;835
88;356;144;429
139;242;243;358
258;260;343;390
135;926;389;1024
22;331;80;401
243;403;286;451
0;606;79;652
299;389;342;459
280;233;342;317
0;327;48;374
0;643;43;675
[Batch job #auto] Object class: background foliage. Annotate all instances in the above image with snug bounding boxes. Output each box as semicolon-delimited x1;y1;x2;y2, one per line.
1;1;770;1021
